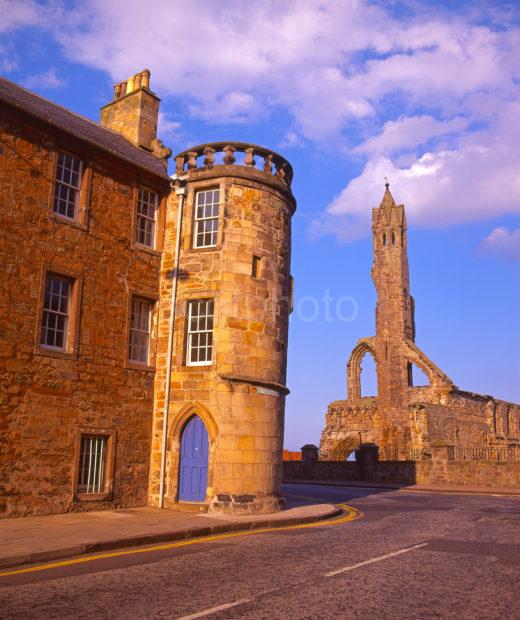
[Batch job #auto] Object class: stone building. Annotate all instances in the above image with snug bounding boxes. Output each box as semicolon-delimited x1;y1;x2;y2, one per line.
320;183;520;457
0;71;295;517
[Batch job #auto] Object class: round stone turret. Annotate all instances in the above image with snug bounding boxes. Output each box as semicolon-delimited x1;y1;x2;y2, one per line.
149;141;296;514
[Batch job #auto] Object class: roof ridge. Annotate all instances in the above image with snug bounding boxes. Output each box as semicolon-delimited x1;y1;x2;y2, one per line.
0;76;136;145
0;76;169;179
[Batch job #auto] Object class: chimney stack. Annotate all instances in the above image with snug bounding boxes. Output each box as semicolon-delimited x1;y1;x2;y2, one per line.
100;69;160;151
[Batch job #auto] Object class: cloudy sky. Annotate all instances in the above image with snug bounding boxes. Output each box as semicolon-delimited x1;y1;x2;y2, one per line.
2;0;519;447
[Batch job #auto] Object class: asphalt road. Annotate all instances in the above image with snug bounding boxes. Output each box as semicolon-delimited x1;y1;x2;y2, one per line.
1;484;520;619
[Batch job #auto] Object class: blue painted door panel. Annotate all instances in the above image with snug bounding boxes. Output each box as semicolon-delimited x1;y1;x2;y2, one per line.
179;415;209;502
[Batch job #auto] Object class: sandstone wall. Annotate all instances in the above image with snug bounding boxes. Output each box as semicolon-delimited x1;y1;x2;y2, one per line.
0;109;167;517
283;458;519;488
322;387;520;459
149;166;294;513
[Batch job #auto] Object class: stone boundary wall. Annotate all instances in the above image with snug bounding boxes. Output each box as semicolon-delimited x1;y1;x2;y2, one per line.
283;460;431;486
283;444;520;489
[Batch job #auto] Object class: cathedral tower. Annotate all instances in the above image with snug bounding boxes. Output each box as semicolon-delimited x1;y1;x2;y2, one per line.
372;182;416;405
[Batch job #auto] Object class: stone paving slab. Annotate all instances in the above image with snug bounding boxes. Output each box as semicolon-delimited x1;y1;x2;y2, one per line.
284;479;520;496
0;503;341;570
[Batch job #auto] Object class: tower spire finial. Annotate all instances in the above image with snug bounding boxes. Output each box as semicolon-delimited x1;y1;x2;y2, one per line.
385;176;390;190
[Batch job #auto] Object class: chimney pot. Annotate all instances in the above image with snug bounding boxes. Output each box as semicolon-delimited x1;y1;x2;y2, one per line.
126;75;135;94
114;83;121;100
141;69;151;89
120;80;127;95
134;73;142;89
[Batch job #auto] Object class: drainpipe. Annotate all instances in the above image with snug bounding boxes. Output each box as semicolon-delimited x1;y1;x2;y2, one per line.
159;172;188;508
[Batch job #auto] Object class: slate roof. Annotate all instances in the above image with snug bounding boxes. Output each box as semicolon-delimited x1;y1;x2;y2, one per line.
0;76;169;179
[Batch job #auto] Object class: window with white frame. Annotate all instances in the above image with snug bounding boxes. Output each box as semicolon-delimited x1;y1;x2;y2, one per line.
187;299;214;365
77;435;108;494
193;189;220;248
53;153;82;219
136;188;158;248
128;297;153;364
40;273;73;350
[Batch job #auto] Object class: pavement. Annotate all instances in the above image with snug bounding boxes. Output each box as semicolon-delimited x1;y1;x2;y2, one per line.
0;501;340;570
284;478;520;496
2;483;520;619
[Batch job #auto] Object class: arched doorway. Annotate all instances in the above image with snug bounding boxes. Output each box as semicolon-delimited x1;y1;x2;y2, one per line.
179;415;209;502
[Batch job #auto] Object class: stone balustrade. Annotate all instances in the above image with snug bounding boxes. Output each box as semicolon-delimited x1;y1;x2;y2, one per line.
174;142;293;189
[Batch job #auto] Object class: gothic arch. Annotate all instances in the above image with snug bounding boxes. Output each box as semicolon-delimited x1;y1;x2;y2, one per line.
170;401;219;443
327;437;359;461
402;340;454;391
167;401;219;504
347;337;378;400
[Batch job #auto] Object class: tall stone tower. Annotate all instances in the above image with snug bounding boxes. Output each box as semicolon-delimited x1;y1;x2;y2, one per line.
149;143;295;514
371;182;416;409
321;183;454;455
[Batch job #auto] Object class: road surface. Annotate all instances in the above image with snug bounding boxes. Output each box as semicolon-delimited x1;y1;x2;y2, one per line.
1;484;519;619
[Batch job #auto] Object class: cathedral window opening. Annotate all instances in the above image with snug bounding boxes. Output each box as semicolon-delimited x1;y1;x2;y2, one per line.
391;231;396;245
382;232;387;246
407;362;429;387
193;188;220;248
360;351;378;396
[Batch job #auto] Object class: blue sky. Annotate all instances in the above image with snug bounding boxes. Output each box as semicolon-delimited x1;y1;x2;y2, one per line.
2;0;519;448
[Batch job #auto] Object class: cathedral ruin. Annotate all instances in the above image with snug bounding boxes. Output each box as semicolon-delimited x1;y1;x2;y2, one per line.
320;183;520;458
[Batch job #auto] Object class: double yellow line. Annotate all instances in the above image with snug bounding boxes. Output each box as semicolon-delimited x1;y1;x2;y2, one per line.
0;503;362;578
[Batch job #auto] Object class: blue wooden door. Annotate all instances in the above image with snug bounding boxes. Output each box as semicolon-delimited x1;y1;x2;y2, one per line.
179;415;209;502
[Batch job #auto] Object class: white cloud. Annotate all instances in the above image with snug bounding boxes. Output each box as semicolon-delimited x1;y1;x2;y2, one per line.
279;130;305;149
189;91;262;124
352;115;469;156
479;227;520;261
157;112;181;141
316;100;520;239
3;0;520;238
23;67;64;90
0;0;41;32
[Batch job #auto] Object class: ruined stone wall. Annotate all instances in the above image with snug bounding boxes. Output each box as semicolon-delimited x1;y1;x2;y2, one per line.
319;186;519;458
149;165;294;513
322;387;519;458
0;109;167;517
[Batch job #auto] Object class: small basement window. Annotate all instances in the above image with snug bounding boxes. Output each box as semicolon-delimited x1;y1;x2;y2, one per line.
77;435;108;494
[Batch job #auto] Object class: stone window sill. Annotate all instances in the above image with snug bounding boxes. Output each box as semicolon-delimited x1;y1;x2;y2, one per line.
125;360;156;373
132;241;162;258
74;492;112;502
186;244;222;254
181;363;213;371
50;212;88;232
35;346;78;361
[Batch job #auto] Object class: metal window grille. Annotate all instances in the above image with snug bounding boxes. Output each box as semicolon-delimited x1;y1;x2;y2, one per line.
193;189;219;248
187;299;214;365
53;153;82;219
78;435;108;494
129;297;152;363
40;274;72;349
136;188;157;248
